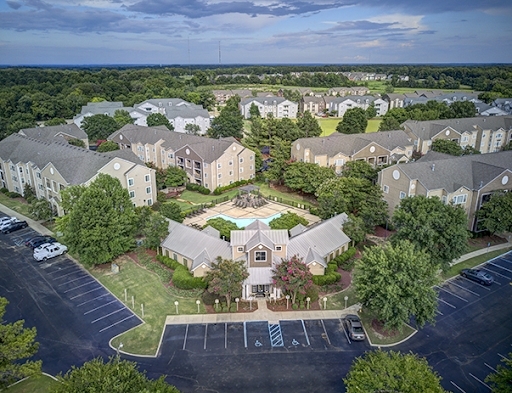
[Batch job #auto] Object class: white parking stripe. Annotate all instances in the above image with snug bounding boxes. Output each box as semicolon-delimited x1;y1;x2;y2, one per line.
484;363;497;372
498;353;508;359
489;262;512;273
76;293;110;306
481;266;510;279
469;373;491;389
91;307;126;323
301;320;311;346
98;315;135;333
184;324;189;350
47;265;75;275
70;287;103;300
53;270;86;280
448;281;480;296
63;281;96;293
436;286;468;302
450;381;467;393
204;324;208;350
58;275;90;286
340;318;351;344
84;300;118;315
320;320;331;345
438;298;456;308
435;309;444;315
459;277;492;290
225;323;227;349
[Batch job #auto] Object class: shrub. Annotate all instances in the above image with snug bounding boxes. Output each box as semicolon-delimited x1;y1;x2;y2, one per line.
186;183;210;195
334;247;357;270
312;270;341;286
156;255;182;270
156;255;207;289
213;179;254;195
8;192;21;198
292;303;299;310
0;188;8;194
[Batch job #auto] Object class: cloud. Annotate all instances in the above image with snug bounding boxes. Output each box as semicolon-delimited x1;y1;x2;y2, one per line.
6;1;22;9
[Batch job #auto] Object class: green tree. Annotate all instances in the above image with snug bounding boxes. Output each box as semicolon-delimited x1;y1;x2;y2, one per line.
184;123;201;135
450;101;476;118
23;183;36;203
316;177;388;232
336;107;368;134
205;257;249;311
81;114;119;142
142;213;169;250
392;195;469;271
342;160;378;183
68;138;86;148
164;166;188;187
269;211;308;231
204;217;241;241
296;110;322;138
431;139;463;156
0;297;42;389
146;113;174;131
355;240;438;331
283;161;336;194
249;103;261;119
378;114;402;131
56;174;136;266
344;350;447;393
272;255;313;305
113;109;134;128
365;104;377;119
502;141;512;151
159;202;183;223
208;96;243;139
342;213;366;246
29;199;54;221
51;356;179;393
477;191;512;234
45;117;67;126
486;351;512;393
461;145;481;155
97;140;120;152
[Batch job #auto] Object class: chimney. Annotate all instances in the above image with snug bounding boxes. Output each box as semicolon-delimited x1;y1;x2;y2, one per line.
431;164;435;171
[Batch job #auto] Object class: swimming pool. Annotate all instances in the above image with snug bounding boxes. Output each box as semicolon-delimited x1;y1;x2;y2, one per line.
206;213;282;228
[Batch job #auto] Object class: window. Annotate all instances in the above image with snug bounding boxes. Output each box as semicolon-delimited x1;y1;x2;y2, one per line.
255;251;266;262
147;198;153;206
217;163;221;169
461;136;469;143
239;157;244;163
249;165;253;170
146;186;151;194
399;191;406;199
275;246;282;251
129;190;135;198
250;155;254;160
237;246;244;252
204;163;208;168
442;196;447;204
144;174;150;182
128;178;134;186
383;185;389;194
336;159;344;166
204;173;208;178
239;168;243;173
183;258;188;267
168;153;174;158
452;194;467;204
229;160;233;166
173;253;178;261
218;174;222;179
36;172;41;179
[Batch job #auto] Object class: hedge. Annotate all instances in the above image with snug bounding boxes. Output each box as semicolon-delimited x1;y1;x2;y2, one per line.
156;255;207;289
186;183;210;195
312;262;341;286
333;247;357;270
213;179;254;195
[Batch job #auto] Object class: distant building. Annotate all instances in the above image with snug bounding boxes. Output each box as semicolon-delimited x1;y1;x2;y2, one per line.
239;96;298;119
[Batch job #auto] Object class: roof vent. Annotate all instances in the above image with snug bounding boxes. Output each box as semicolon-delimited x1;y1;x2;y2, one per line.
431;164;435;171
479;180;483;188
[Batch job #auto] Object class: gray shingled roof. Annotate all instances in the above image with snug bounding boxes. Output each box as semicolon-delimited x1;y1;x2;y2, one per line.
0;134;142;185
392;150;512;193
20;124;87;141
240;96;291;105
294;130;412;157
109;124;174;145
403;116;512;140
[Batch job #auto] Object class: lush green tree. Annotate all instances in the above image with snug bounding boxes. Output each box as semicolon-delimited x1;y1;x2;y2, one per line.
204;217;241;241
477;191;512;234
244;117;267;149
450;101;476;118
432;139;464;156
51;356;179;393
0;297;42;389
341;160;379;183
336;107;368;134
272;255;313;305
283;161;336;194
502;141;512;151
205;257;249;311
134;205;153;236
113;109;134;128
265;137;291;184
159;202;183;223
342;213;366;246
68;138;86;148
23;183;36;203
146;113;174;131
164;166;188;187
344;350;447;393
461;145;481;155
142;213;169;250
81;114;119;142
29;199;54;221
392;195;469;271
355;240;438;331
56;174;136;266
316;177;388;232
296;111;322;138
269;211;308;231
486;351;512;393
378;115;402;131
249;103;261;119
365;104;377;119
208;96;243;139
184;123;201;135
45;117;67;126
97;140;120;152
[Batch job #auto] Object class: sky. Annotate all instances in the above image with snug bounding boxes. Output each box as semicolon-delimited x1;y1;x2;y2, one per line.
0;0;511;65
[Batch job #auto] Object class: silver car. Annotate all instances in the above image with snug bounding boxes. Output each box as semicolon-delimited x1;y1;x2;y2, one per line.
344;314;366;341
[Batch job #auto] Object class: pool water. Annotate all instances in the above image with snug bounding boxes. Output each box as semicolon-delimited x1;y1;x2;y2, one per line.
206;213;282;228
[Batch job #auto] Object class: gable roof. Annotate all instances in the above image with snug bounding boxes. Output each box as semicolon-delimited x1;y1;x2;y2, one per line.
19;124;87;141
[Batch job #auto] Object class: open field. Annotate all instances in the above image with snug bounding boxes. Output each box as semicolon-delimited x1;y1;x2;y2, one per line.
318;118;382;136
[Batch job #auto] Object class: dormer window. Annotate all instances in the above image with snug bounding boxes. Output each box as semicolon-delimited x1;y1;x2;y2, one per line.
275;246;282;251
237;246;244;252
255;251;266;262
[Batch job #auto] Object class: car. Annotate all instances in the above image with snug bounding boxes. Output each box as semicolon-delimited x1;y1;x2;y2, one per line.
0;217;18;231
33;242;68;261
2;220;28;234
25;235;57;249
460;268;494;285
344;314;366;341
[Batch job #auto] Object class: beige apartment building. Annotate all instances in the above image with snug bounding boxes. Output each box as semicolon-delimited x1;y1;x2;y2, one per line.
291;131;414;173
109;124;256;192
0;134;157;215
378;150;512;231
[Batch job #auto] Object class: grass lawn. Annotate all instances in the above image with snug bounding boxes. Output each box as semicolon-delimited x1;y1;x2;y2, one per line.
90;257;205;356
6;374;58;393
255;182;315;207
0;194;33;218
177;189;238;205
366;119;381;132
359;312;416;346
325;285;359;310
441;247;512;280
165;199;194;211
318;117;382;136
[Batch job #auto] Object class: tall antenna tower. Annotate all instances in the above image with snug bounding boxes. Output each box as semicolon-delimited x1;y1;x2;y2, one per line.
219;41;221;64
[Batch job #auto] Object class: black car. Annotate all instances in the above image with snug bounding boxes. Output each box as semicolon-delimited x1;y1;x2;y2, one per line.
25;235;56;249
460;268;494;285
2;220;28;233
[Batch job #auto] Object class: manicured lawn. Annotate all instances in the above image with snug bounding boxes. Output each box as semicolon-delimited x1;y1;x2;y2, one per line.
255;182;315;207
177;189;238;205
318;118;382;136
366;119;381;132
90;257;205;355
0;195;33;218
441;247;512;280
359;312;416;346
6;374;58;393
325;285;359;309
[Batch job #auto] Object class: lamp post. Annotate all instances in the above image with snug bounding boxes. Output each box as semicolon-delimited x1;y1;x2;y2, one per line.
344;296;348;309
196;299;201;313
215;299;219;311
116;342;123;356
323;297;327;310
235;297;240;311
174;300;179;314
285;295;290;309
306;297;311;310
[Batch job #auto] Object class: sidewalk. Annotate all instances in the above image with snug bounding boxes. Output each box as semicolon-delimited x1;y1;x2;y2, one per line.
0;203;53;236
451;241;511;265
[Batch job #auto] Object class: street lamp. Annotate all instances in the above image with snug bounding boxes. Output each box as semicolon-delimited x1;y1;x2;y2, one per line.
174;300;179;314
306;297;311;309
323;297;327;310
344;296;348;309
285;295;290;309
116;342;123;356
215;299;219;311
235;297;240;311
196;299;201;313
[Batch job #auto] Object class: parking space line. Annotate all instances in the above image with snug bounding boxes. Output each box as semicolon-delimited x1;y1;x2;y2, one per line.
438;298;456;308
481;266;510;279
320;320;331;345
204;324;208;350
449;281;480;296
435;286;468;302
70;286;103;300
58;275;90;286
489;262;512;274
64;281;96;293
340;318;351;344
225;323;227;349
498;353;508;360
47;265;75;275
91;307;126;323
76;293;110;306
183;325;189;350
459;277;493;290
469;373;491;389
450;381;467;393
98;315;136;333
243;322;247;348
484;363;497;372
52;270;86;280
84;300;118;315
301;320;310;346
435;309;444;315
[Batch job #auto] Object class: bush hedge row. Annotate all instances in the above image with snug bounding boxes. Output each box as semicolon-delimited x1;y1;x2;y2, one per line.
186;183;210;195
156;255;207;289
213;179;254;195
333;247;357;271
312;262;341;286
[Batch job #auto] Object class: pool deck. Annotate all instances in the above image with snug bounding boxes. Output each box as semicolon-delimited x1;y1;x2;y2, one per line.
183;199;321;228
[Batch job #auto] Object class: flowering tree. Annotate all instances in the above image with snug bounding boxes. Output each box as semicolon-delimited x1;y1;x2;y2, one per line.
205;257;249;311
272;255;313;305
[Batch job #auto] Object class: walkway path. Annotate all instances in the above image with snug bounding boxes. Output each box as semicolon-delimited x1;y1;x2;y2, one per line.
0;203;53;236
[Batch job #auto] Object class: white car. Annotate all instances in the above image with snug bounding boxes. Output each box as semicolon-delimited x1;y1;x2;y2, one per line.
33;242;68;261
0;217;17;230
